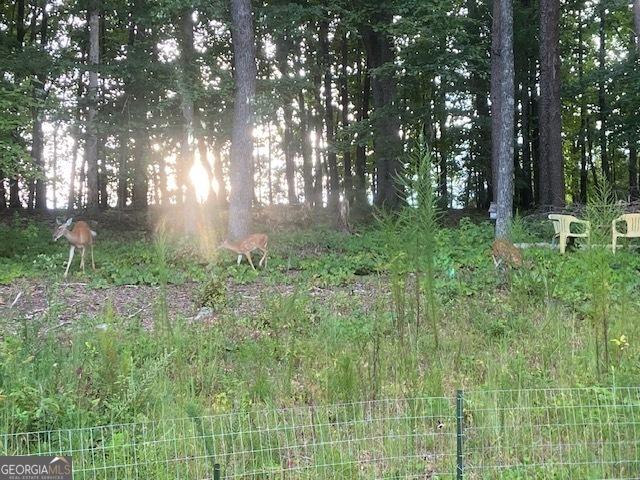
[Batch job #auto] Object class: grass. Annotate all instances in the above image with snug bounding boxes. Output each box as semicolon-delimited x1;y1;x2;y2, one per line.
1;212;640;477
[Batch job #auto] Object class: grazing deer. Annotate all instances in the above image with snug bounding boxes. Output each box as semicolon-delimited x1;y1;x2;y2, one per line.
53;218;97;277
218;233;268;270
491;239;523;269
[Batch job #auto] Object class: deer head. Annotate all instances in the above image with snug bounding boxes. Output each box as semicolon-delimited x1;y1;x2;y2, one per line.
53;218;73;241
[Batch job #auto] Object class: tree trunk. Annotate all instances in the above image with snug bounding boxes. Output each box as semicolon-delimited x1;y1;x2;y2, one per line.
578;7;588;204
340;32;353;205
362;18;403;210
131;129;148;208
598;5;609;183
635;0;640;52
521;80;533;208
228;0;256;240
538;0;564;207
9;0;26;209
312;69;324;207
437;83;448;204
32;0;48;210
117;131;128;208
267;124;273;205
177;7;196;209
468;0;492;208
67;126;80;212
319;20;340;212
276;34;298;205
0;175;5;210
52;122;58;209
630;143;638;200
492;0;515;239
354;48;370;211
298;91;314;205
85;0;100;213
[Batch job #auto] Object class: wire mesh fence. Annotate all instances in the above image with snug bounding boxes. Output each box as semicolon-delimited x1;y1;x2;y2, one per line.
463;387;640;479
0;397;456;479
1;387;639;479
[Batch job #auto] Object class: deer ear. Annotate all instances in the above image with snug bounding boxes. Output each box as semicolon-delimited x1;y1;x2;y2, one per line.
64;218;73;227
56;218;62;226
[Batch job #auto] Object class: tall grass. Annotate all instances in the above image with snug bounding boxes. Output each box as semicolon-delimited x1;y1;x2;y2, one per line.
584;181;622;376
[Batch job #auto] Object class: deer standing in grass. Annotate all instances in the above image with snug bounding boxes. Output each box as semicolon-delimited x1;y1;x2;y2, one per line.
218;233;268;270
53;218;97;277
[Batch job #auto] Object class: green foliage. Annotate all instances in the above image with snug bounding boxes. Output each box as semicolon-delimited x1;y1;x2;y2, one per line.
196;276;227;310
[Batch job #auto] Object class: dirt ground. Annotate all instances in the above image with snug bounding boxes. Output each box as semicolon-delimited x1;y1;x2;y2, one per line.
0;276;380;330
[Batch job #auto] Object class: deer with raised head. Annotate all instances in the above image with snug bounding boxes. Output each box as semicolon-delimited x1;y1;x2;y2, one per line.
53;218;97;277
218;233;268;270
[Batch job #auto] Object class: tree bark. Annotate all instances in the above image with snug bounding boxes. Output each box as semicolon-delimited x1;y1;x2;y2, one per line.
52;122;58;209
354;48;370;210
437;83;448;204
276;34;297;205
521;79;533;208
578;7;588;203
298;91;314;205
319;20;340;212
9;0;26;209
228;0;256;240
538;0;564;207
630;144;638;200
85;0;100;213
492;0;515;238
598;5;609;183
32;0;48;211
635;0;640;52
312;68;324;207
362;16;403;210
117;131;128;208
177;7;196;208
340;32;353;205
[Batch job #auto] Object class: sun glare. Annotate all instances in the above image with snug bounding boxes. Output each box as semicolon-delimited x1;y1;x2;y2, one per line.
189;150;210;203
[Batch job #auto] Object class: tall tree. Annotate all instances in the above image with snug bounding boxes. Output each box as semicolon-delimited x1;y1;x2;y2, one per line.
340;31;353;204
130;0;154;209
353;48;370;211
298;90;314;205
538;0;564;206
228;0;256;240
492;0;515;238
598;3;609;183
275;33;297;204
362;11;403;210
85;0;100;213
319;19;340;212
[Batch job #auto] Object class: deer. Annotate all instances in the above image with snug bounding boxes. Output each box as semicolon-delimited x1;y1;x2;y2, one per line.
53;218;97;277
218;233;268;270
491;238;523;270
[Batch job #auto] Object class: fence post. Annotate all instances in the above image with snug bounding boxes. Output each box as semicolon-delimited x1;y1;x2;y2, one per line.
456;389;464;480
214;463;221;480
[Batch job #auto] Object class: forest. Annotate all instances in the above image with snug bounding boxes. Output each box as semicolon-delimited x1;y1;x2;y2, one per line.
2;0;640;478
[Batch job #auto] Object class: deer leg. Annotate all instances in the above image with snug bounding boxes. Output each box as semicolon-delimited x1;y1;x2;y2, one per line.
237;254;243;265
245;253;256;270
80;247;86;272
91;244;95;270
259;249;267;267
64;246;75;278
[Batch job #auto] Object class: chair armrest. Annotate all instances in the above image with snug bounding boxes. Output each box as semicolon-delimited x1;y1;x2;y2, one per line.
569;218;590;234
612;218;620;236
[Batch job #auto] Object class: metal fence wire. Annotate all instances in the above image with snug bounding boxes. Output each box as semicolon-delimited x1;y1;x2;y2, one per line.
1;387;639;479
